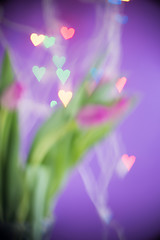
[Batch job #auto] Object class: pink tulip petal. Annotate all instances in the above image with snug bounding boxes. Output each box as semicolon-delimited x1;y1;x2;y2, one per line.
1;82;25;110
77;97;130;127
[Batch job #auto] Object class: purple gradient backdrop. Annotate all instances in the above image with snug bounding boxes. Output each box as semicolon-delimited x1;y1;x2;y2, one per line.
0;0;160;239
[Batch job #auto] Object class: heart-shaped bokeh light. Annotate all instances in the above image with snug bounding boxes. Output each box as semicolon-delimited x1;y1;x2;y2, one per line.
58;90;72;107
53;56;66;69
115;14;128;24
50;100;57;108
30;33;45;46
60;26;75;40
56;68;70;85
43;36;56;48
32;66;46;82
108;0;121;5
121;154;136;171
91;68;103;83
116;77;127;93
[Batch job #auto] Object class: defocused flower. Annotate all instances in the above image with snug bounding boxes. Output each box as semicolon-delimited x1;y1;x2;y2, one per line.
76;97;130;126
0;81;25;110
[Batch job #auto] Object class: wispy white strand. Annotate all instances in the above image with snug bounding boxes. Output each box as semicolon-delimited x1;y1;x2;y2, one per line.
79;132;124;239
78;3;124;228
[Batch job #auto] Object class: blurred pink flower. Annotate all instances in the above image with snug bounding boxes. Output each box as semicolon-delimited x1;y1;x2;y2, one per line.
77;97;130;126
0;81;25;110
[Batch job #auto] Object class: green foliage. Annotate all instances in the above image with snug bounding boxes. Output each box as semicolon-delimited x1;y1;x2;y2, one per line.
0;50;23;222
0;51;14;95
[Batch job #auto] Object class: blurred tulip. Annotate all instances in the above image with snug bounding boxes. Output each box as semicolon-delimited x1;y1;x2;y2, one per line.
77;97;130;126
1;81;24;110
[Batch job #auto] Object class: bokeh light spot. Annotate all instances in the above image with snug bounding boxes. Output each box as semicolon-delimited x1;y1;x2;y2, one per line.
60;26;75;40
52;56;66;68
116;77;127;93
58;90;72;107
56;68;70;84
43;36;56;48
50;100;57;108
121;154;136;171
32;66;46;82
30;33;45;46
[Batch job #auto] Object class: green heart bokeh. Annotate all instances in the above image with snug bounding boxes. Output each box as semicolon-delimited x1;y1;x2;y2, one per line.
50;101;57;108
43;36;56;48
56;68;70;84
32;66;46;82
52;56;66;68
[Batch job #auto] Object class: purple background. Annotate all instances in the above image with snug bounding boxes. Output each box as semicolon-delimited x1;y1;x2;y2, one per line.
0;0;160;239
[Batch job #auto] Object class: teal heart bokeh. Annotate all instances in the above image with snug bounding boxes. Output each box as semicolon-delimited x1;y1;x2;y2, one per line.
52;56;66;68
50;100;57;108
32;66;46;82
115;14;128;24
56;68;70;85
91;68;103;83
43;36;56;48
